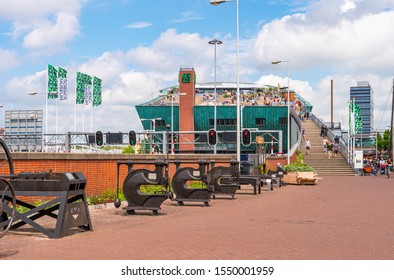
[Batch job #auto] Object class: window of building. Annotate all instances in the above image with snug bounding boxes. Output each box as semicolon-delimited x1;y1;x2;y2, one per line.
210;118;237;128
279;117;287;125
155;119;166;127
256;118;266;126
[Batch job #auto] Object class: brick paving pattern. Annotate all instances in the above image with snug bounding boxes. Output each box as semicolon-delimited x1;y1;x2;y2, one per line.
1;175;394;260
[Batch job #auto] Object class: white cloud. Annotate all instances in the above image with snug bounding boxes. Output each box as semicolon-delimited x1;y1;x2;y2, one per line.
124;22;152;29
0;49;20;72
171;11;203;23
0;0;86;55
340;0;356;13
0;0;85;21
253;0;394;72
23;12;80;53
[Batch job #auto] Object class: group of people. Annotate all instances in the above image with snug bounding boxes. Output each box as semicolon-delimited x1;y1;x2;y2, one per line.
301;125;340;158
363;157;393;176
322;137;340;158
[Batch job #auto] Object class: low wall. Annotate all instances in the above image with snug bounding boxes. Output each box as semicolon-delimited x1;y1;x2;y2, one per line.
1;152;293;197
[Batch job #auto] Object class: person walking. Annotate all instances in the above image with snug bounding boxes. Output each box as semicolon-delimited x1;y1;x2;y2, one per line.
386;158;392;178
302;128;306;142
327;140;333;159
333;141;339;157
323;137;328;153
305;139;311;155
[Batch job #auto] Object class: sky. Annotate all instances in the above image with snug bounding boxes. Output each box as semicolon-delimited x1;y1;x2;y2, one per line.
1;0;394;134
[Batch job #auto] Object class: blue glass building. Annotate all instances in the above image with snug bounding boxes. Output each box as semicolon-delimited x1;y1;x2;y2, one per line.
350;81;374;135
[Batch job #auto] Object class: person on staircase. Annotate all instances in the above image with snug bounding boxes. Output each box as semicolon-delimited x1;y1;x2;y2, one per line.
323;137;328;153
305;138;311;156
327;140;333;159
333;141;340;157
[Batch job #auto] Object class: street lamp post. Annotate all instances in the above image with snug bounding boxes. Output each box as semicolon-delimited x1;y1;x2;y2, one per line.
271;60;290;165
210;0;240;164
29;92;49;152
208;39;222;154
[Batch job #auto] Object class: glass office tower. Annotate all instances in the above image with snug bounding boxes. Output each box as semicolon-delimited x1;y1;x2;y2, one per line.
350;81;374;135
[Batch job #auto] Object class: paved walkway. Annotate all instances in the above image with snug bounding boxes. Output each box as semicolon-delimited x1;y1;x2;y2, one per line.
1;175;394;260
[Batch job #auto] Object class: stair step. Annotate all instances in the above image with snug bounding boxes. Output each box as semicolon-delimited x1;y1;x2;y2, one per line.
300;119;354;176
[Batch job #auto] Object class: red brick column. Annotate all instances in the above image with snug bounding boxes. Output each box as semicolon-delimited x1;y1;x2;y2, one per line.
178;68;196;153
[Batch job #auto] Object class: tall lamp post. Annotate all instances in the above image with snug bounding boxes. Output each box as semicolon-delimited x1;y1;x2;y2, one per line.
29;92;49;152
210;0;240;164
271;60;290;165
208;39;222;154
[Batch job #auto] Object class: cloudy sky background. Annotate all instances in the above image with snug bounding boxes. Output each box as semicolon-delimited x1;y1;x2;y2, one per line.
1;0;394;134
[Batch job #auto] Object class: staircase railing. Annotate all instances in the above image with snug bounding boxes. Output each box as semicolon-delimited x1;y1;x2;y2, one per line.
309;113;355;171
289;109;303;159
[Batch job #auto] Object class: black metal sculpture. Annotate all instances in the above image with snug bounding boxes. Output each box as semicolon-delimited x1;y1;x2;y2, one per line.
0;138;16;238
171;159;212;206
209;159;240;199
121;159;170;215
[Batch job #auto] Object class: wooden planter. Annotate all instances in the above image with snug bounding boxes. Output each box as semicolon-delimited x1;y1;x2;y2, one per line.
282;172;318;185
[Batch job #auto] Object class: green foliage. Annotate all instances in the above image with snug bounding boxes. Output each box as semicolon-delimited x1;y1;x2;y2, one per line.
15;200;44;213
122;145;135;154
140;185;168;194
283;164;315;172
186;180;207;189
87;188;124;205
283;150;315;172
377;130;390;152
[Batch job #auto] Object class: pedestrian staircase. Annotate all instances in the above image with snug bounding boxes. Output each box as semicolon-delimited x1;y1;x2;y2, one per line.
299;119;355;176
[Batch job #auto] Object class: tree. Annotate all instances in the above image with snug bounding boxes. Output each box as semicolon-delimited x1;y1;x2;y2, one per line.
377;130;390;153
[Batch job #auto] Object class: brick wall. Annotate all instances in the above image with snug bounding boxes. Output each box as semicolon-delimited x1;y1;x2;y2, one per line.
0;152;294;197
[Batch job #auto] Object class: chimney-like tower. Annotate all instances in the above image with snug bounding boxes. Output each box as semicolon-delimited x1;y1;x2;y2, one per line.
178;68;196;152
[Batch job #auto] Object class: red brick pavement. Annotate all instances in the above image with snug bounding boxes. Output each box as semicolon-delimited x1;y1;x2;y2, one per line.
1;175;394;260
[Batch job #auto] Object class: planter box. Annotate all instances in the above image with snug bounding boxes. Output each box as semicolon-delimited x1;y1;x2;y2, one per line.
282;172;318;185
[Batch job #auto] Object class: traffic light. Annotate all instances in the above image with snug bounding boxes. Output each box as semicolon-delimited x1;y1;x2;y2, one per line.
242;129;251;146
208;129;217;146
129;130;136;146
95;131;103;146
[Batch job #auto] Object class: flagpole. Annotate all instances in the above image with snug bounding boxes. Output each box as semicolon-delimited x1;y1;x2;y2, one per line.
55;65;59;152
74;73;77;132
55;98;58;151
45;64;48;153
90;106;93;133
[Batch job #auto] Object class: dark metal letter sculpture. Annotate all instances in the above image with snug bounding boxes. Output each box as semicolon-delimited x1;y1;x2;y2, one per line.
122;159;170;215
171;159;212;206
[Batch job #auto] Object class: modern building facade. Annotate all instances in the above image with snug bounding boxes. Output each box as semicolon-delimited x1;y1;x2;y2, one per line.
350;81;374;135
135;68;312;156
4;109;43;151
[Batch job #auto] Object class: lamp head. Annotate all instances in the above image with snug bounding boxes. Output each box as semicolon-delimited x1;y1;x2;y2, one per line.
210;0;227;5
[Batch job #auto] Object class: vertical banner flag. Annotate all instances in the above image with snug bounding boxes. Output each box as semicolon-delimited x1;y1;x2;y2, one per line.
76;72;93;105
84;74;92;105
76;72;85;104
93;76;102;106
58;67;68;100
349;101;363;135
47;64;58;99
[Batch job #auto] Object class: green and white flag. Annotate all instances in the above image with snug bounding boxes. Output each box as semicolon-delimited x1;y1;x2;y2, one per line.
76;72;92;105
58;67;67;100
93;76;102;106
349;101;363;135
47;64;58;99
84;74;93;105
